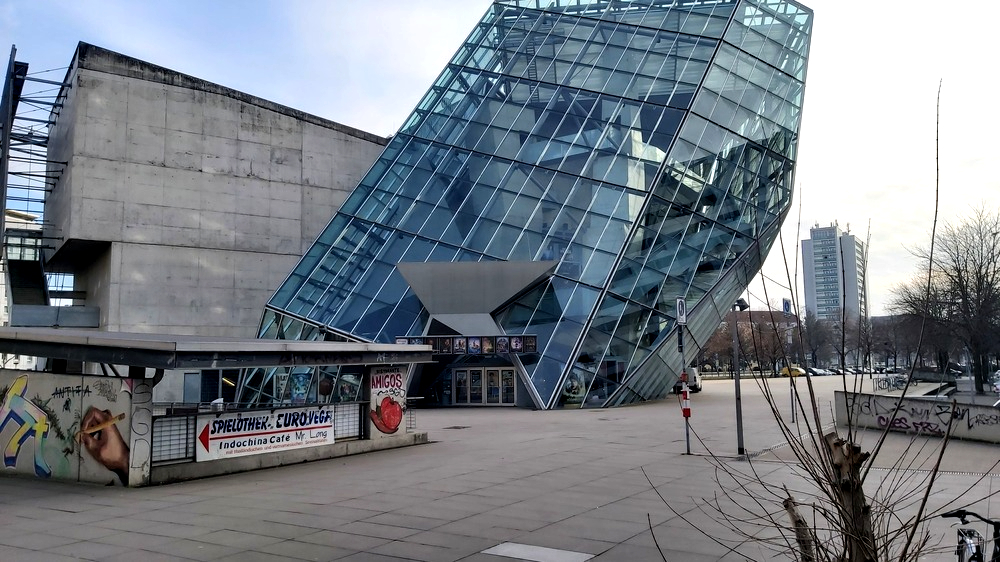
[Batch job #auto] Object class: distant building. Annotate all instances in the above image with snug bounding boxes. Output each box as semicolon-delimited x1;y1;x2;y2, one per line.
801;222;867;321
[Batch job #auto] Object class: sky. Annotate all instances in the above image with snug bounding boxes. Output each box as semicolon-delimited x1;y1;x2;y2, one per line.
2;0;998;317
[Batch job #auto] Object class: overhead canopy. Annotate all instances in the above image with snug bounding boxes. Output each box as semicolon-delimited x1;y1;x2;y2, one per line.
397;260;557;315
0;327;433;371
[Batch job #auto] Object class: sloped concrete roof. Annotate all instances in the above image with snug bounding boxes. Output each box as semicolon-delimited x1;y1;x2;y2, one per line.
0;327;432;370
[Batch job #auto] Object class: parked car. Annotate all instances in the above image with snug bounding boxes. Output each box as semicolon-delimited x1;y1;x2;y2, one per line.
780;366;806;377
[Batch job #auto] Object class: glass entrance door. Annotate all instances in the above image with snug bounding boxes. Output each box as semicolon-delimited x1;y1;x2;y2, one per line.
486;370;500;404
455;370;468;404
453;368;516;405
501;369;515;404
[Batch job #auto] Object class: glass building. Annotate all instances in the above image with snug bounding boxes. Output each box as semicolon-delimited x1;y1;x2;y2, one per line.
238;0;812;409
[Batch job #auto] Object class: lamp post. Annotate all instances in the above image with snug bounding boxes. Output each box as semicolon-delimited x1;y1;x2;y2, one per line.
732;297;750;456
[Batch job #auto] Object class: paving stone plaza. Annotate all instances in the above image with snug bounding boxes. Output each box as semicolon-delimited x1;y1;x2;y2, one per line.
1;376;995;561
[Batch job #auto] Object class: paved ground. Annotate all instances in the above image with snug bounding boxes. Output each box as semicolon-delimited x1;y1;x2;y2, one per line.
1;375;996;561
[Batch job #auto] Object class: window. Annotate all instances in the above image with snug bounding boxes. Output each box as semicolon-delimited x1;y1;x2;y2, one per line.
184;369;240;404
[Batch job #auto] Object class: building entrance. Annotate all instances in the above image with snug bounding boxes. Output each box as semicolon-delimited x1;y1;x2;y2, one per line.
452;368;516;406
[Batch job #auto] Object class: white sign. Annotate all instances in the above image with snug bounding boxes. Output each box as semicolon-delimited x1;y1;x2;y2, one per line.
676;297;687;325
370;365;406;435
195;407;335;461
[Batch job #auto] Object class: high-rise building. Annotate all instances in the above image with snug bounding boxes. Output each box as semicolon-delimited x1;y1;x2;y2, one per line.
801;223;867;322
241;0;813;409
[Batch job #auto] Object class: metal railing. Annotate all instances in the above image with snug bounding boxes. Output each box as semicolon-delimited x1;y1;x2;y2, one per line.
405;397;421;432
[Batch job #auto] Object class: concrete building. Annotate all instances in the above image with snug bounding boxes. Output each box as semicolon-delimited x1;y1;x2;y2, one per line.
2;43;387;401
801;222;868;321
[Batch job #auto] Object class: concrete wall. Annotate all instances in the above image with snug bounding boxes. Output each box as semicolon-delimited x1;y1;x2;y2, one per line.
835;391;1000;444
44;43;386;338
0;368;428;487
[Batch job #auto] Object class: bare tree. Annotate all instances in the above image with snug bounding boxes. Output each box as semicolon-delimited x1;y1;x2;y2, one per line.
802;309;832;367
894;206;1000;392
698;320;734;372
644;79;999;562
749;313;789;373
890;275;957;373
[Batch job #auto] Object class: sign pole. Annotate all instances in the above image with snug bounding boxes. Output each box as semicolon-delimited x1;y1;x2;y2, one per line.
677;298;690;455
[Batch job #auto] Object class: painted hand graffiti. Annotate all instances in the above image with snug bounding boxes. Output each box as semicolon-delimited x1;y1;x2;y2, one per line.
78;407;129;485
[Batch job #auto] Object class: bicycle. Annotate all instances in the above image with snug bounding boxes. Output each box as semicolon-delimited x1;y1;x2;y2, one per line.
941;509;1000;562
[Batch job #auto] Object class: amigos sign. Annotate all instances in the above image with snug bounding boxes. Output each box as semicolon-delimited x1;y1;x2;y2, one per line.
196;407;335;461
370;366;406;435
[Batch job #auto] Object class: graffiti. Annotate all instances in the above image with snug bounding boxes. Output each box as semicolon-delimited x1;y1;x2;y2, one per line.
0;375;52;477
846;394;897;418
875;415;945;436
843;391;1000;443
79;408;129;485
128;380;153;486
51;385;91;398
92;380;118;403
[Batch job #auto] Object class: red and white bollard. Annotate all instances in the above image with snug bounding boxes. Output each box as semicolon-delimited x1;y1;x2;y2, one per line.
680;370;691;418
680;370;691;454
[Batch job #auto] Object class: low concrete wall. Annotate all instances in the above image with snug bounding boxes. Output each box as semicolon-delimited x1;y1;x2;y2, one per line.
4;364;428;486
835;391;1000;444
150;431;428;485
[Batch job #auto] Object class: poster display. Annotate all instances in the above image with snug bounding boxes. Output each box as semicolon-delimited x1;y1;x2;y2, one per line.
397;335;537;354
196;407;334;461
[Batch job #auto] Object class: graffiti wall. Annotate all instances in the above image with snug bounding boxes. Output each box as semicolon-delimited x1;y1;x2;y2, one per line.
0;370;134;485
835;391;1000;444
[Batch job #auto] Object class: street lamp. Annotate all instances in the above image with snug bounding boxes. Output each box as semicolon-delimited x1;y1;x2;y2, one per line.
732;297;750;456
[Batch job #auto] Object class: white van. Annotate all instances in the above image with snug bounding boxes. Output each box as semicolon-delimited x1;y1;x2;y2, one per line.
673;367;702;393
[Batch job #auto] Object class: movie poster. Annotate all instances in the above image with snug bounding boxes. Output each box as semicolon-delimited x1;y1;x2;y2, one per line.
524;336;537;353
510;336;523;352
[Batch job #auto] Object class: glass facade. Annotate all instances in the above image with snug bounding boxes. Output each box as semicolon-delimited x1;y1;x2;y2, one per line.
239;0;812;408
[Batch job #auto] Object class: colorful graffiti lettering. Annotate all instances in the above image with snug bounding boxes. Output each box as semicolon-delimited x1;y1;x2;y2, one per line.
0;375;52;477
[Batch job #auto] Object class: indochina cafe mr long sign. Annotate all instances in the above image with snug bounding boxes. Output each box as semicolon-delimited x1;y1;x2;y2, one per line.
195;407;335;461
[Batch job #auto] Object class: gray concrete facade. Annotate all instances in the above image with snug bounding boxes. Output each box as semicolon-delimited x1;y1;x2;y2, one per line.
42;43;386;340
